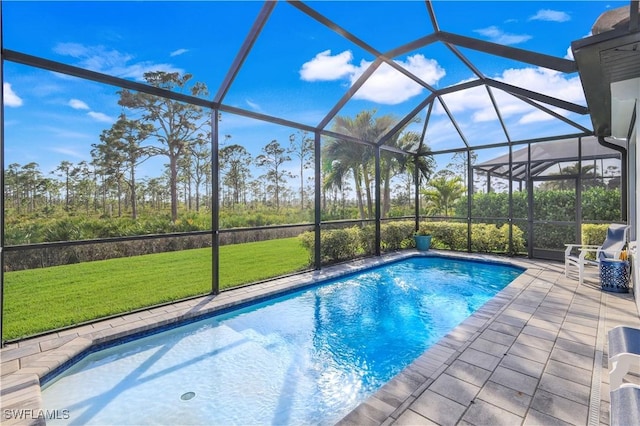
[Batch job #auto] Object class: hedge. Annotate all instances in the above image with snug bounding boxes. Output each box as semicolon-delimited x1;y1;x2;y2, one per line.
299;220;527;265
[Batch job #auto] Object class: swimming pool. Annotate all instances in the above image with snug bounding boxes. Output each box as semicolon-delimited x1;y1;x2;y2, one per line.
41;256;523;425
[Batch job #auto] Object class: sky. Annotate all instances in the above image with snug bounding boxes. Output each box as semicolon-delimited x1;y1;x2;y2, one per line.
1;0;629;181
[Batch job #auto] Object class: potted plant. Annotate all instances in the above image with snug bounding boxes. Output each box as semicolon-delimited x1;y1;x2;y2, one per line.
414;226;432;251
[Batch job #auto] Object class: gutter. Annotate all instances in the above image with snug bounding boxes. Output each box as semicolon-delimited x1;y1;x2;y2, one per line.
597;135;628;221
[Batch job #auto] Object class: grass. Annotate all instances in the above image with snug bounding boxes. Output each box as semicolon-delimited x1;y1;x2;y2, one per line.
3;237;309;341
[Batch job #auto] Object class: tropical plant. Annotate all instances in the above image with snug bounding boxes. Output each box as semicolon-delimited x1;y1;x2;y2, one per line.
323;110;434;220
422;172;465;216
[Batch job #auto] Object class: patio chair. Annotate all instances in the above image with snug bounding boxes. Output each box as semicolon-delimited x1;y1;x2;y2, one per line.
608;325;640;391
610;384;640;426
564;224;629;285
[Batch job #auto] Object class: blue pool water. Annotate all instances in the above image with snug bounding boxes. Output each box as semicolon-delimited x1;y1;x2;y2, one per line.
42;256;522;425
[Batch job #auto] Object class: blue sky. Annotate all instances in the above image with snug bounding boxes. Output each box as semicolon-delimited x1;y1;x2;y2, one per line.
2;1;628;180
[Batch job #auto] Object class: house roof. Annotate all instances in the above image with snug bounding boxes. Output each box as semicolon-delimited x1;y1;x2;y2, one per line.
474;135;624;181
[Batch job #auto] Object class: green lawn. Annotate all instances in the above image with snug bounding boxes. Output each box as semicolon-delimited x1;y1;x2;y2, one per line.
3;237;309;341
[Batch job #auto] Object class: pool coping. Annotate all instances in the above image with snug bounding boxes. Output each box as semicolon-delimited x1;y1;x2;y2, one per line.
1;250;638;425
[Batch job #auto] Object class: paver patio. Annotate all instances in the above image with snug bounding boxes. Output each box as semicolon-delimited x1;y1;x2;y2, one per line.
1;251;638;425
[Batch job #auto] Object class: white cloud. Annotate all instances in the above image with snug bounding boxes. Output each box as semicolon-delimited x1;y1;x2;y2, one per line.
300;51;445;104
245;99;262;112
474;26;532;45
435;67;585;125
300;50;356;81
565;46;574;60
170;48;189;57
49;146;86;159
530;9;571;22
43;126;94;141
352;57;446;104
87;111;114;123
3;83;23;107
519;108;559;124
53;42;90;58
500;67;585;104
114;62;182;80
68;99;90;110
53;42;183;81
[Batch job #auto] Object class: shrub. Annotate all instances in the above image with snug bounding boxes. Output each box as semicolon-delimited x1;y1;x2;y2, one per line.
582;188;621;221
510;225;526;254
361;221;416;253
43;218;85;242
582;223;609;246
418;221;525;254
463;188;621;222
299;227;362;264
381;221;415;251
418;222;468;250
471;223;504;253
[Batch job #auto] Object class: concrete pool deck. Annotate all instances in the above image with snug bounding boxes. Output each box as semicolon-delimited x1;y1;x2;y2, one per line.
1;250;639;425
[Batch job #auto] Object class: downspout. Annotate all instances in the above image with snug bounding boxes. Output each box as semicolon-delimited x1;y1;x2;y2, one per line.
597;135;628;222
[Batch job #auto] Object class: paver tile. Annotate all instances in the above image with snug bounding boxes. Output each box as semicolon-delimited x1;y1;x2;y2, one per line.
487;322;521;337
461;398;524;426
500;353;545;379
410;389;466;426
446;360;492;387
550;347;594;372
544;359;592;387
489;366;539;396
538;373;591;405
0;359;20;376
1;345;41;363
502;308;533;321
514;333;555;352
521;324;558;341
494;314;527;328
558;328;597;345
393;409;437;425
531;388;588;425
555;337;595;358
376;377;418;407
523;409;574;426
564;314;599;328
469;338;509;358
430;373;481;405
457;348;501;372
479;329;517;346
476;380;532;417
508;303;538;314
508;341;550;364
528;316;564;330
339;398;393;425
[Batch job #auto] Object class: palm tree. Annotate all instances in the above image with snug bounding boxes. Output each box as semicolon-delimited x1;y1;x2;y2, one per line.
380;131;435;217
323;138;371;220
422;173;465;216
541;163;600;190
329;112;378;218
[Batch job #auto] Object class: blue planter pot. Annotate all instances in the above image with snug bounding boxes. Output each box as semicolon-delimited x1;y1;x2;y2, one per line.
414;235;432;251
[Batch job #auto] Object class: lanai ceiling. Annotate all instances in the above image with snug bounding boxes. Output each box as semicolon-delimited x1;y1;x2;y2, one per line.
4;1;636;158
218;0;594;154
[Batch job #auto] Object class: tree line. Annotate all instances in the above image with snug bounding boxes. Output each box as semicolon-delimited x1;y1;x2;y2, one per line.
5;71;437;226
